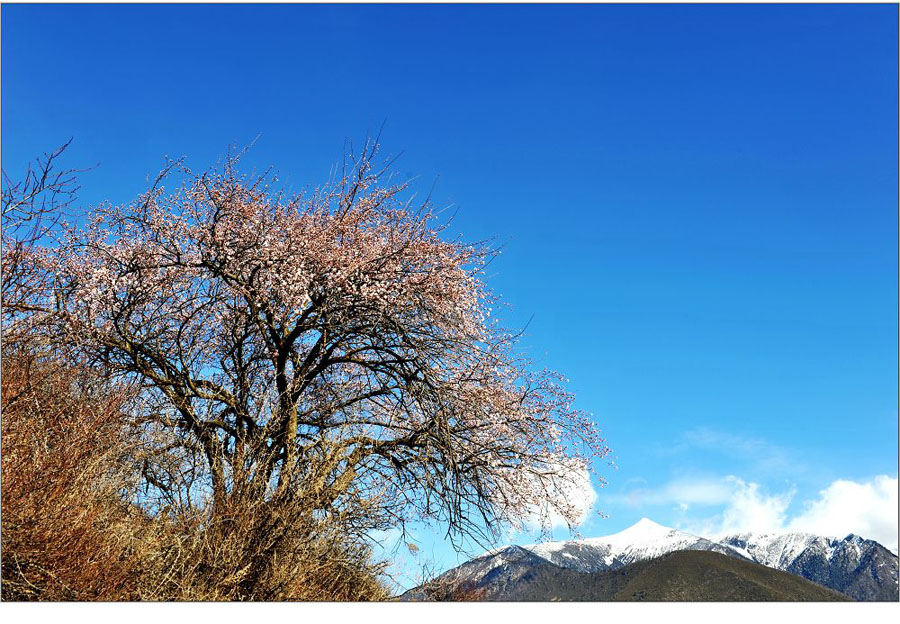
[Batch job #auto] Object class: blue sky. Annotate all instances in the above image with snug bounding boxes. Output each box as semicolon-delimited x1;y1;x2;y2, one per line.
3;4;897;588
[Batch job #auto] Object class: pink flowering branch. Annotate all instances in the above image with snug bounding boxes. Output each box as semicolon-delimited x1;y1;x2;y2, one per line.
35;140;610;547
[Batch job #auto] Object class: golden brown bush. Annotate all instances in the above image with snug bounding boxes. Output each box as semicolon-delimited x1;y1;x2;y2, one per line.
2;143;393;601
1;354;390;601
140;503;390;601
1;355;150;600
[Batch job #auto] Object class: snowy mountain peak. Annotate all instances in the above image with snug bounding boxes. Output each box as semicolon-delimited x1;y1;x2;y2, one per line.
520;518;727;573
636;517;665;528
611;517;673;539
416;518;899;602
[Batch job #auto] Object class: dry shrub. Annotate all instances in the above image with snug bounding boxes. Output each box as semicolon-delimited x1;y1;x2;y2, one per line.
410;573;489;602
2;142;392;601
0;354;151;600
1;353;390;601
140;494;390;601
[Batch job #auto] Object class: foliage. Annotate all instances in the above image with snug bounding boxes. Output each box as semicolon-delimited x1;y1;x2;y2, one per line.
1;139;609;599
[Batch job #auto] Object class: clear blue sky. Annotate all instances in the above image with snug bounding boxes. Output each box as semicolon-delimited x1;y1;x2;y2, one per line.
3;4;897;587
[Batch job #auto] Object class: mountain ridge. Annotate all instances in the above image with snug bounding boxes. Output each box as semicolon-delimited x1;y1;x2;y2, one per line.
404;518;899;601
403;550;852;601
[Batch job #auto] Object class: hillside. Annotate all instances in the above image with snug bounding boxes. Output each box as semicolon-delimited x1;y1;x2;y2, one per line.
720;532;899;601
405;550;853;601
400;518;899;601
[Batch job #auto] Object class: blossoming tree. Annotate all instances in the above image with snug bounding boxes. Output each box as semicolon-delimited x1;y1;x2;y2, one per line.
41;141;609;548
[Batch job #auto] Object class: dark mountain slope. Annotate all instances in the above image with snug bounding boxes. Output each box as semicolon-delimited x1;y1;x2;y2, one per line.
602;551;851;602
404;550;852;601
400;546;560;601
785;536;898;602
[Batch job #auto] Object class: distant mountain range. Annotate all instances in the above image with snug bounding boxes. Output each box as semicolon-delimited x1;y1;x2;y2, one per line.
401;518;899;601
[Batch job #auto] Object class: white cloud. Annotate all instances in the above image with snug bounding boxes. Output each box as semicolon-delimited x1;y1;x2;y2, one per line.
665;428;797;477
663;476;794;538
712;477;795;535
655;474;899;553
787;475;898;553
522;460;598;532
622;427;896;551
630;477;735;507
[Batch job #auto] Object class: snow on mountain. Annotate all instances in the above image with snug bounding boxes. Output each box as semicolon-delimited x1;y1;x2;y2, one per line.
410;518;899;601
719;531;899;601
399;545;559;601
718;531;835;569
522;517;746;572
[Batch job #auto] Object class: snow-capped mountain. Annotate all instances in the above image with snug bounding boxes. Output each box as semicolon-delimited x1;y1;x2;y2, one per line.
400;545;557;601
403;518;899;601
719;531;836;569
719;531;899;601
522;517;748;572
